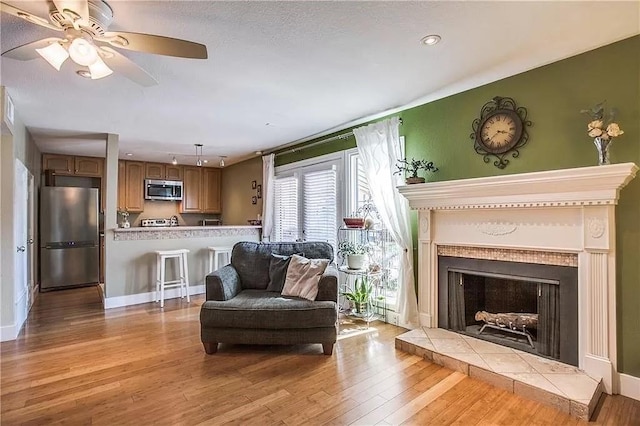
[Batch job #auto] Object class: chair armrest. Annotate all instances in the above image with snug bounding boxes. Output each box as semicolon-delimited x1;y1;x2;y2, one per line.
205;265;241;301
316;264;338;302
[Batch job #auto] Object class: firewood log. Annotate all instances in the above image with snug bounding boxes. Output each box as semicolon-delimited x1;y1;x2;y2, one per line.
475;311;538;330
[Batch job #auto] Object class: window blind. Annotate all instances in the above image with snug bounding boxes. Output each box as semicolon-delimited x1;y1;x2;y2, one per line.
302;168;337;248
274;176;299;242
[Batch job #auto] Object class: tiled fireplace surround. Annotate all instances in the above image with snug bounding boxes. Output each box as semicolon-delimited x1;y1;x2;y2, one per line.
397;163;638;419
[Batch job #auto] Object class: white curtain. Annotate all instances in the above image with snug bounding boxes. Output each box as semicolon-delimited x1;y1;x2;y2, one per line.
353;117;419;328
261;154;275;241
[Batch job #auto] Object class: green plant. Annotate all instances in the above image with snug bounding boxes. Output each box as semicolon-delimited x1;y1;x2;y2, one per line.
338;240;368;256
394;158;438;179
341;276;373;314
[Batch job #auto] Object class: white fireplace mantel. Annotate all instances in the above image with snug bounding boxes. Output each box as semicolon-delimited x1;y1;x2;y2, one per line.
399;163;638;394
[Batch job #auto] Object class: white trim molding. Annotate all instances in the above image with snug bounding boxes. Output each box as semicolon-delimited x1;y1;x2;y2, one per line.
104;285;205;309
399;163;638;395
0;324;17;342
619;373;640;402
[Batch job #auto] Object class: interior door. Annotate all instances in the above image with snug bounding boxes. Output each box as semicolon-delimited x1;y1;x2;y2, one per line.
27;171;36;306
14;159;29;330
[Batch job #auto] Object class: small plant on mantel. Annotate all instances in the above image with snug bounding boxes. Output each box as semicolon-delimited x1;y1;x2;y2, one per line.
394;158;438;184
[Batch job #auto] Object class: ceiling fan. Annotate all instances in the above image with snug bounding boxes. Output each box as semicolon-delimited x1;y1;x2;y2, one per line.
0;0;208;86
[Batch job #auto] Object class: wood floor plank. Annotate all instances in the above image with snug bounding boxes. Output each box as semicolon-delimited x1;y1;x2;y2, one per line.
1;286;638;425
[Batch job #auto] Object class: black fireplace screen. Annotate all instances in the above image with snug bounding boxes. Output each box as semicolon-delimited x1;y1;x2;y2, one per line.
438;256;578;366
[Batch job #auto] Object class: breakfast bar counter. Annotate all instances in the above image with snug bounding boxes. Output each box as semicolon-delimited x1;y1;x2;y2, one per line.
113;225;261;240
104;226;261;308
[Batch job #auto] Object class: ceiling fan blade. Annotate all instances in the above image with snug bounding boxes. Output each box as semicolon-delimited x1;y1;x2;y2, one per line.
2;37;64;60
0;1;62;31
99;47;158;87
98;31;208;59
50;0;89;24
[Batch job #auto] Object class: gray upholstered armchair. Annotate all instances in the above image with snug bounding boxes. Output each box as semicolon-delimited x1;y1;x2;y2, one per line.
200;241;339;355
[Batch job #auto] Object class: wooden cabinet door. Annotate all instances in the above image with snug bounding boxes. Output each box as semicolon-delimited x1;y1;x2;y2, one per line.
118;161;126;211
74;156;104;177
145;162;165;180
201;168;221;213
165;165;183;181
42;154;73;174
181;166;202;213
125;161;145;212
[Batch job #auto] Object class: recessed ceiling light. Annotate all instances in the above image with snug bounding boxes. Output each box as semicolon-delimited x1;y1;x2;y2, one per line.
76;70;92;78
203;159;208;163
421;34;441;46
125;152;133;156
256;151;263;155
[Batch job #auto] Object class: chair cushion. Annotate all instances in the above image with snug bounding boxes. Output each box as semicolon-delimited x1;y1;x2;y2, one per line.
200;290;337;329
281;255;329;300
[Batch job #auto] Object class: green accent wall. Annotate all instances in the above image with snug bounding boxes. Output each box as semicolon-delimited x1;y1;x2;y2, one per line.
248;36;640;376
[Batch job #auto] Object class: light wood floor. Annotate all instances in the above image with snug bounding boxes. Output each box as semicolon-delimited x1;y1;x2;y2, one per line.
1;287;638;425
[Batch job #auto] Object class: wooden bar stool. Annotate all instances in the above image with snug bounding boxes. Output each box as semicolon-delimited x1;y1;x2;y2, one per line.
155;249;190;308
207;246;232;273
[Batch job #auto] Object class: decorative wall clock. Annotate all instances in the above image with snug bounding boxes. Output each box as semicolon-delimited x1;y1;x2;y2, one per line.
470;96;532;169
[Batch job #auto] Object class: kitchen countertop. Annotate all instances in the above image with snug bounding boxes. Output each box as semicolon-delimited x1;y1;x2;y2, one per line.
113;225;261;232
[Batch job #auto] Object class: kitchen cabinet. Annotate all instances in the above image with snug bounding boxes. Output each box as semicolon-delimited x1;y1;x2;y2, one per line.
42;154;74;175
42;153;104;177
118;160;144;213
145;162;183;181
74;156;104;177
181;166;202;213
201;168;221;213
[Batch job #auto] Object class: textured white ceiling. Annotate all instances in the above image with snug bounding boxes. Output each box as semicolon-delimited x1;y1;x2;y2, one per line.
1;1;638;165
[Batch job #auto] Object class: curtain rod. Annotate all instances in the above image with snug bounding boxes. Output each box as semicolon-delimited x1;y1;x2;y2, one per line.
273;118;403;158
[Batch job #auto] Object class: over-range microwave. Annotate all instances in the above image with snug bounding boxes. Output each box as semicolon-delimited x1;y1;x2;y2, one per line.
144;179;183;201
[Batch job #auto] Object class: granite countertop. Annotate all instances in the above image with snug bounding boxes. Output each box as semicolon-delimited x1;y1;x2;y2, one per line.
113;225;261;232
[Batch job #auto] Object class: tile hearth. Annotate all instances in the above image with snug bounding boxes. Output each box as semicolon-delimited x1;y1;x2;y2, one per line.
395;328;603;421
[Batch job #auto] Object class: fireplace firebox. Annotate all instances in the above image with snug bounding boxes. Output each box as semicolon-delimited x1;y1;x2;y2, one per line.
438;256;578;366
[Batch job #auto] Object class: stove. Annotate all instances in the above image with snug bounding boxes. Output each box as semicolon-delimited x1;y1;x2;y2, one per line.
140;218;176;227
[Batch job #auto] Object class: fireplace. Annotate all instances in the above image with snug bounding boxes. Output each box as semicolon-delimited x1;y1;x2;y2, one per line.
398;163;638;394
438;255;578;365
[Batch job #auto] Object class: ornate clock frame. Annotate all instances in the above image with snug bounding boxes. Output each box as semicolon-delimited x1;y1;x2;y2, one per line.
470;96;532;169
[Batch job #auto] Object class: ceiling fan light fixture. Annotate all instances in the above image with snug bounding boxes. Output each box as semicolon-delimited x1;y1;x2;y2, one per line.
35;42;69;71
68;38;99;66
88;56;113;79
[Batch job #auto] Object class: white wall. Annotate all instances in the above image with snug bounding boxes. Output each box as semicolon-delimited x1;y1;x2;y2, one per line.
1;86;41;341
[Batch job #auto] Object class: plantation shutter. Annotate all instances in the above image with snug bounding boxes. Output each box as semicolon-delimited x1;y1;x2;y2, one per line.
273;176;299;242
302;167;337;248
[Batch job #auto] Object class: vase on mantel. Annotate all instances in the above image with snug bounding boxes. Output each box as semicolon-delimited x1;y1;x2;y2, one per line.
593;137;611;166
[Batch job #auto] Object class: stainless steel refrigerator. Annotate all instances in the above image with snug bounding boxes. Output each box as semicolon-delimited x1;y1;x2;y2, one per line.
40;187;99;290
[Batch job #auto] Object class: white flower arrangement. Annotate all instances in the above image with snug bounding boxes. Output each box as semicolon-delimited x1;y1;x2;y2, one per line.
581;102;624;141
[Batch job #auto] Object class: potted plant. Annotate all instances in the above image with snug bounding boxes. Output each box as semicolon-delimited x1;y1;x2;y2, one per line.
394;157;438;184
341;276;373;315
338;240;368;270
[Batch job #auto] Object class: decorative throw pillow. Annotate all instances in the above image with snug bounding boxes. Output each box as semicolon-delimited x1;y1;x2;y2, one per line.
266;254;292;292
281;254;330;301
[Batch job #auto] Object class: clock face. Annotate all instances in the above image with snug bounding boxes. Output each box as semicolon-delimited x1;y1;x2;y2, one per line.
478;110;522;154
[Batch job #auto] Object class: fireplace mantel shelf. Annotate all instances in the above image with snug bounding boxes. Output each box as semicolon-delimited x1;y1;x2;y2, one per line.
398;163;638;210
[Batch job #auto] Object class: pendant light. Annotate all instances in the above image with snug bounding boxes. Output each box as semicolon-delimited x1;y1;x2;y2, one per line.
195;144;203;167
219;156;226;167
171;156;178;165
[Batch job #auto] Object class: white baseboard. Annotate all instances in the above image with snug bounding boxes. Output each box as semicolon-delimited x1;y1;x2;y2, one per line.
0;324;17;342
619;373;640;401
104;285;205;309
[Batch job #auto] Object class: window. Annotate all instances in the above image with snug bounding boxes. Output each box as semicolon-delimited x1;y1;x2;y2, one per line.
273;176;298;242
273;158;341;250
